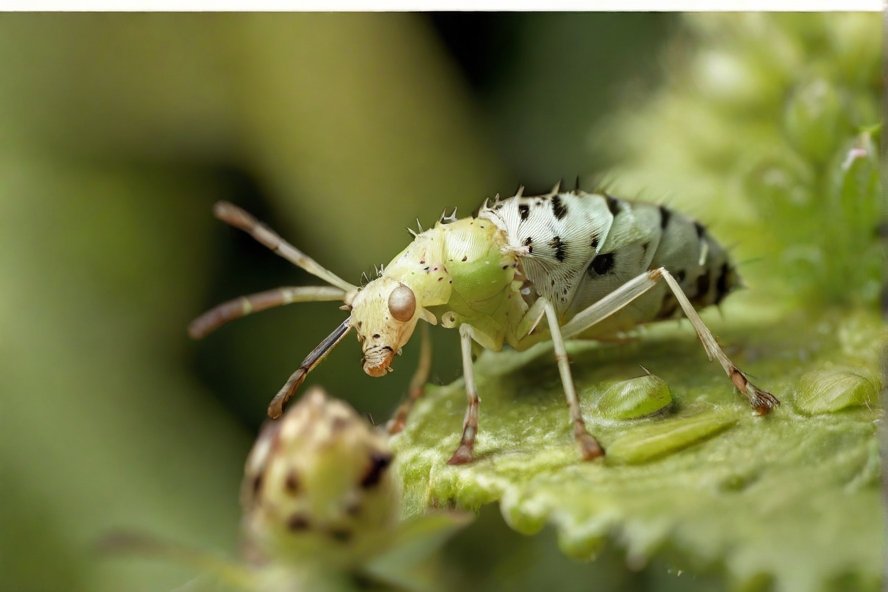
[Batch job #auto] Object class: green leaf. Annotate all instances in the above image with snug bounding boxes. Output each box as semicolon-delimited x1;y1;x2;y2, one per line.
393;306;886;591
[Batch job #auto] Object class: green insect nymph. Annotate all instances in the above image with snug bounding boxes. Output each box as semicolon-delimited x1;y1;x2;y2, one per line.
190;183;779;465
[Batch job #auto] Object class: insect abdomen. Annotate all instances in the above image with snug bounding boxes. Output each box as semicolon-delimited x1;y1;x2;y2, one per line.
644;202;740;319
564;198;741;336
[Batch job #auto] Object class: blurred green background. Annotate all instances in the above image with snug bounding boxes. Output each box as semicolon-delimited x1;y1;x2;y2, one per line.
4;12;879;592
0;13;676;592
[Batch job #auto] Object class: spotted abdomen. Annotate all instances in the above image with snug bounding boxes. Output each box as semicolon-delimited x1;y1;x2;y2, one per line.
480;188;741;337
568;198;741;334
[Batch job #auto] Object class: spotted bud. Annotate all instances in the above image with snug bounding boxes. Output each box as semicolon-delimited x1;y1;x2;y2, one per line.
241;388;398;567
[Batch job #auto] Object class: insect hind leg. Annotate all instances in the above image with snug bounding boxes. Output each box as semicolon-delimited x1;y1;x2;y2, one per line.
560;267;779;414
658;269;779;413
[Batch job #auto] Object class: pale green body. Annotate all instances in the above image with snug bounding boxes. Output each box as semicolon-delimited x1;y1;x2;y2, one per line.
374;217;528;353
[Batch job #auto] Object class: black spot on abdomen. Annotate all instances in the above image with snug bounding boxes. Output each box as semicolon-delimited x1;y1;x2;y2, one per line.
693;268;712;304
694;221;707;239
548;236;567;262
588;252;615;276
715;263;733;304
518;204;530;221
658;205;671;230
551;195;568;220
605;194;622;216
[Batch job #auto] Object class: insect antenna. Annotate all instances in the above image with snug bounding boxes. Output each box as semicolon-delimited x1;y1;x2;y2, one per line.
189;286;346;339
212;201;357;293
267;317;353;419
574;175;581;192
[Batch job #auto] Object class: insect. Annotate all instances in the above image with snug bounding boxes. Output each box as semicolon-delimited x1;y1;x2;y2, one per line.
190;183;779;465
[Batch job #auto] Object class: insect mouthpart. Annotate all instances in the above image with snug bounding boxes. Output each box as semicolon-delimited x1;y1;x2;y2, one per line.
362;345;395;377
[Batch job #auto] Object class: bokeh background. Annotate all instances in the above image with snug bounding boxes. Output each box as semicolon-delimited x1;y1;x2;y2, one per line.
0;12;881;592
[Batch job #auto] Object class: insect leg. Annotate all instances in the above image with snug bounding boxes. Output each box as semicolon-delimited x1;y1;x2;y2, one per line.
267;318;352;419
386;323;433;435
559;268;779;414
213;201;357;293
543;299;605;460
657;268;779;413
188;286;346;339
514;297;548;341
447;324;481;465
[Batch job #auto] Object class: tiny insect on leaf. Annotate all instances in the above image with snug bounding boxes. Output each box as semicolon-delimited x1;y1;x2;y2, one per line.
191;188;779;464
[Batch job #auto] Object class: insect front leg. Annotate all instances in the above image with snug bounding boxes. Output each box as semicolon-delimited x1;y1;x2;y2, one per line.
267;318;353;419
447;324;481;465
560;268;779;414
387;323;432;435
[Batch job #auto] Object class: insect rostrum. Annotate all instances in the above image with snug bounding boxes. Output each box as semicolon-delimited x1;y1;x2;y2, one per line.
190;184;779;465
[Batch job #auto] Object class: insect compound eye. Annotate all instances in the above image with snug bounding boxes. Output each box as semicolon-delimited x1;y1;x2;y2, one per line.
387;284;416;322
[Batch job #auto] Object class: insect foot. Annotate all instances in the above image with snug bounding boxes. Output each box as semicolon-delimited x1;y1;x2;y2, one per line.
729;367;780;415
447;403;479;466
574;419;605;461
447;443;475;466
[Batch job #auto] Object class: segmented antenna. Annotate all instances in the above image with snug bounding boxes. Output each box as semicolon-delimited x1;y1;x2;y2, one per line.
212;201;357;293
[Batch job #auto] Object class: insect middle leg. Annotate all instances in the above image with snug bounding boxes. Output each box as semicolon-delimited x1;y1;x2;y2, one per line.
387;323;433;435
447;324;481;465
560;267;780;413
542;299;606;460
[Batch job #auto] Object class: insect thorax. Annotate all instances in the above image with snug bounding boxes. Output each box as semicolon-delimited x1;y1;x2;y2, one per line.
378;217;525;349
